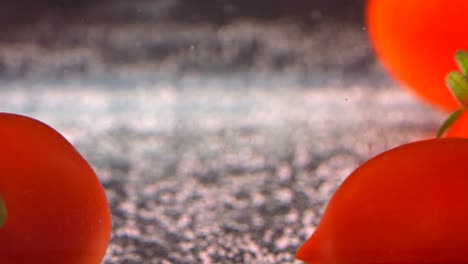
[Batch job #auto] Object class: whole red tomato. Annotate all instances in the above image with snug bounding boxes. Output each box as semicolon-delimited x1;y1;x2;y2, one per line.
0;113;111;264
366;0;468;111
297;138;468;263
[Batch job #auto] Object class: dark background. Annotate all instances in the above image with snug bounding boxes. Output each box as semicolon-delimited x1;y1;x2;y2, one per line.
0;0;378;86
0;0;366;25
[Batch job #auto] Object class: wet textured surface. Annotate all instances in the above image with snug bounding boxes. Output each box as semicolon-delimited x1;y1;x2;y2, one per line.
0;0;446;263
0;85;442;263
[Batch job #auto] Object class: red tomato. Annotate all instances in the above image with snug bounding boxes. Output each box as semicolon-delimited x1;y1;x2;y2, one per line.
297;138;468;263
366;0;468;111
0;113;111;264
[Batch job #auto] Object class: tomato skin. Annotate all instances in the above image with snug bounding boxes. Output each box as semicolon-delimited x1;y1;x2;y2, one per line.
0;113;111;264
297;138;468;263
366;0;468;111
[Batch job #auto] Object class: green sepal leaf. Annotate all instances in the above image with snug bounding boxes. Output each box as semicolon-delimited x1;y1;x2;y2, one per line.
0;194;6;228
437;108;464;137
446;71;468;106
455;50;468;75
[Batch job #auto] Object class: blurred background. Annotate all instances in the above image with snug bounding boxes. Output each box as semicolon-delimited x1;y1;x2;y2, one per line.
0;1;441;263
0;0;382;86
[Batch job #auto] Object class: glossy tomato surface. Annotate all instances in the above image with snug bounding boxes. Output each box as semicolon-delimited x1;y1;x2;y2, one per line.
297;138;468;264
366;0;468;111
0;113;111;264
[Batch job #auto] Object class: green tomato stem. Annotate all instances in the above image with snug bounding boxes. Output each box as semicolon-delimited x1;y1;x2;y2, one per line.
0;194;6;228
455;50;468;75
446;71;468;106
437;50;468;137
437;108;464;137
447;50;468;106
